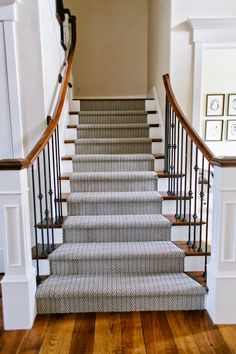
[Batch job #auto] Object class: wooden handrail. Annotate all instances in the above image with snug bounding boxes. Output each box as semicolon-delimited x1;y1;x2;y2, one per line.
0;14;76;171
163;74;214;162
163;74;236;168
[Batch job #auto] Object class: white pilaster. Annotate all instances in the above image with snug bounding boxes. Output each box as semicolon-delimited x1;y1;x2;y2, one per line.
0;170;36;330
207;166;236;324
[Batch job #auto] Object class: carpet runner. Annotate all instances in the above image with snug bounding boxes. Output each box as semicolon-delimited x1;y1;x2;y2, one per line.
36;98;206;314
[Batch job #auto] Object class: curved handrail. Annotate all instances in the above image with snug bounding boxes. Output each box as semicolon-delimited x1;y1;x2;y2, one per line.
0;14;76;171
163;74;236;167
163;74;214;162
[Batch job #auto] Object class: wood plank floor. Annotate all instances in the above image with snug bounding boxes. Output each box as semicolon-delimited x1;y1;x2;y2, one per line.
0;276;236;353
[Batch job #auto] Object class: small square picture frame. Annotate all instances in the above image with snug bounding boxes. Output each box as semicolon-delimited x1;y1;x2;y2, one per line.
205;120;223;141
227;94;236;116
206;94;225;116
226;120;236;141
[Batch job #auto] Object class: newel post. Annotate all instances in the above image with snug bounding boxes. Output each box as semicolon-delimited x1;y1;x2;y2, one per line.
207;165;236;324
0;170;36;329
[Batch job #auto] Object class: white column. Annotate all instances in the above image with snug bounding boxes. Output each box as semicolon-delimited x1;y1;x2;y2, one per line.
0;169;36;330
207;166;236;324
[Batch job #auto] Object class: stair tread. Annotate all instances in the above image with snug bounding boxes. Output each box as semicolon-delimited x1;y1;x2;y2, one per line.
63;214;171;229
49;241;184;261
67;191;163;203
36;273;206;298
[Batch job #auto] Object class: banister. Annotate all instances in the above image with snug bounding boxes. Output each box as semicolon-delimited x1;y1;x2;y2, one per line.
0;14;76;171
163;74;236;168
163;74;214;162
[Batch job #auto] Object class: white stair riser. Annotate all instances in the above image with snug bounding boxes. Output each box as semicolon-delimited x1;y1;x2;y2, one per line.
162;200;190;214
158;178;185;191
34;229;63;245
61;160;73;173
171;224;207;242
68;114;78;125
155;159;164;171
185;256;210;272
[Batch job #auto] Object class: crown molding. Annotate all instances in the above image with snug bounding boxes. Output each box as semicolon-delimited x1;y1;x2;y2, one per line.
0;0;18;21
187;17;236;43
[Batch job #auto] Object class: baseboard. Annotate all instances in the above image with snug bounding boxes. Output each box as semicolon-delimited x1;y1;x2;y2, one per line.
0;248;4;273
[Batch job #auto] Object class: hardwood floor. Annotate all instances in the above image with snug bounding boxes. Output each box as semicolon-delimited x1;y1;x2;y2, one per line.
0;276;236;353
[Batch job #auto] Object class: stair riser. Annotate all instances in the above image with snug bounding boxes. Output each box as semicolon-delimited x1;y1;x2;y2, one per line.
79;115;147;125
158;178;184;191
63;227;171;243
67;201;162;216
37;294;205;314
34;255;211;276
80;99;146;111
70;178;158;193
72;160;154;172
61;160;163;174
70;99;155;112
50;256;184;276
74;143;152;155
162;200;190;215
68;113;158;126
64;142;163;156
77;128;149;139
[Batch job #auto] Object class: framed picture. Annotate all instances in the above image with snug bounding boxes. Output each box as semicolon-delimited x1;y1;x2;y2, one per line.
227;94;236;116
205;120;223;141
206;94;225;116
226;120;236;140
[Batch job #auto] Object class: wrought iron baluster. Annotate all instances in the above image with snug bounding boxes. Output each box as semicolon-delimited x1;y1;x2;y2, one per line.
51;134;59;223
56;125;63;222
170;110;176;195
37;156;45;255
164;97;170;173
47;142;55;250
175;120;180;219
43;149;50;254
192;146;199;250
188;140;193;246
183;133;188;221
198;156;205;252
179;125;184;219
31;165;40;279
173;113;177;196
204;163;211;276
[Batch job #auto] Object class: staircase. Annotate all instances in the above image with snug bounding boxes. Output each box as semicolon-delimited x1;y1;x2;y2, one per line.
36;98;206;314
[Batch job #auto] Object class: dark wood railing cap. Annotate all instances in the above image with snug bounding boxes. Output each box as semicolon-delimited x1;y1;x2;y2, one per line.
163;74;236;168
210;156;236;167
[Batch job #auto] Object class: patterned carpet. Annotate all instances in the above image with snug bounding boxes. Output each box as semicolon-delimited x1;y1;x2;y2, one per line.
36;99;206;314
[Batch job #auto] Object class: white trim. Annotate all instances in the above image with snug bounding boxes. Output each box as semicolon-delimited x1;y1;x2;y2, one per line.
188;18;236;134
188;17;236;43
0;1;16;21
3;20;24;157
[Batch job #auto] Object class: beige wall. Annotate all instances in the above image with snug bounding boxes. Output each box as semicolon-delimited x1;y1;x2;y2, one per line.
64;0;148;97
147;0;171;117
